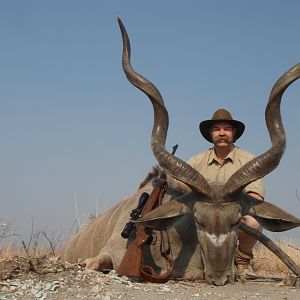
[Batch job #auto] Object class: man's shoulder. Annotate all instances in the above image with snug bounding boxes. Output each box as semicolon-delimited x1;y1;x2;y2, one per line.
234;146;256;161
187;148;212;166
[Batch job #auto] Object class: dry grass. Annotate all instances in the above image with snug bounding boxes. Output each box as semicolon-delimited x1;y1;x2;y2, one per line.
253;237;300;275
0;238;56;261
0;223;62;261
1;224;299;278
0;238;16;261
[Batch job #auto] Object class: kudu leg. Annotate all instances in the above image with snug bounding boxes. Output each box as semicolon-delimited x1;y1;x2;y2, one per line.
239;222;300;285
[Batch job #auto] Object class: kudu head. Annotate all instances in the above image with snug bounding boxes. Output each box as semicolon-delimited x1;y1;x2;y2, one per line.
117;18;300;285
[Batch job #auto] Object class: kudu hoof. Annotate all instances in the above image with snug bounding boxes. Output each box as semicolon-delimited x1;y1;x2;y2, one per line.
84;254;113;272
84;258;101;270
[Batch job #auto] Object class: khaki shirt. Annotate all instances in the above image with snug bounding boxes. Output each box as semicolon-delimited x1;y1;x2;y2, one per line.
187;146;265;198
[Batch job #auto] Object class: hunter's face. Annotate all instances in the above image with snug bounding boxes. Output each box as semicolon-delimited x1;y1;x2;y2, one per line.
210;122;236;148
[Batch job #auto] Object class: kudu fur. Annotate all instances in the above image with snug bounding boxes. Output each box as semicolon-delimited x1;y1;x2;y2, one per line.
60;18;300;286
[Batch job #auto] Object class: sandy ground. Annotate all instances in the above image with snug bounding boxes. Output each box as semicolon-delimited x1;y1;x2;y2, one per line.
0;257;299;300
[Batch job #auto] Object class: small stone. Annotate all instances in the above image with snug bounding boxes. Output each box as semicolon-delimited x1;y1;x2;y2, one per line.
91;284;102;293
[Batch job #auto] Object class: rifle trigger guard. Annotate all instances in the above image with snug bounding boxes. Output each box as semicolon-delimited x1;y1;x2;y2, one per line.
150;231;157;245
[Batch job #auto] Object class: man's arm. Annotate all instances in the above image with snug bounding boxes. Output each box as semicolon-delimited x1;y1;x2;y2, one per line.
247;191;263;201
244;177;265;201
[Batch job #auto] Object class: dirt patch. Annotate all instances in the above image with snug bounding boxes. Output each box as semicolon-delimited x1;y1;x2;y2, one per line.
0;256;299;300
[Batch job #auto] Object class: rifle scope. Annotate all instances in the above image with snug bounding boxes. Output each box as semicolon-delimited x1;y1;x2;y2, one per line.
121;192;149;239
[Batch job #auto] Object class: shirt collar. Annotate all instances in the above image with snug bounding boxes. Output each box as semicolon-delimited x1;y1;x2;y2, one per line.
208;146;235;165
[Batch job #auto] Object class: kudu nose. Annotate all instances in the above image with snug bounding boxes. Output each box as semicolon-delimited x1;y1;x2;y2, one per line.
210;274;230;286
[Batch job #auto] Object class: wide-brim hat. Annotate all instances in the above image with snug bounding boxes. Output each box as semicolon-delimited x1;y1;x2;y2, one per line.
199;108;245;143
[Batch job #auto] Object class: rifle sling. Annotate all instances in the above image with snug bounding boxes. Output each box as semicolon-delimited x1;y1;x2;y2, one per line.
140;186;174;283
141;231;173;283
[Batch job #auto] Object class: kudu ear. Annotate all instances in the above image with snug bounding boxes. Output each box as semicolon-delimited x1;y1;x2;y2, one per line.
248;200;300;232
134;200;190;231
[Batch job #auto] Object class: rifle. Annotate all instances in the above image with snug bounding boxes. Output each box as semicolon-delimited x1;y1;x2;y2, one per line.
117;145;178;282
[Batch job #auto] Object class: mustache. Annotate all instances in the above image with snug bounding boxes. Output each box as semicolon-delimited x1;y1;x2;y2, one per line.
214;136;232;143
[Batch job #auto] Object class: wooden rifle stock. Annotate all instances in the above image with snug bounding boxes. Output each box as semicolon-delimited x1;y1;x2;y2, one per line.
117;174;167;281
117;145;177;282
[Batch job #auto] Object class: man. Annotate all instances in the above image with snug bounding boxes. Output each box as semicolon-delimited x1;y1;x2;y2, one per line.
187;108;264;277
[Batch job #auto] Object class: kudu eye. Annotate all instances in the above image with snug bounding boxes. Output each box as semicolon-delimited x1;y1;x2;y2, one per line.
194;212;206;228
232;209;242;226
195;220;205;230
233;216;241;226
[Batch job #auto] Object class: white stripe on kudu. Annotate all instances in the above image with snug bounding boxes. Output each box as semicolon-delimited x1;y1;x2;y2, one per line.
205;232;229;247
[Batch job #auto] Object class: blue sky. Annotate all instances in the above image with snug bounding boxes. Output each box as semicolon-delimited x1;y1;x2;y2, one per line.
1;1;300;243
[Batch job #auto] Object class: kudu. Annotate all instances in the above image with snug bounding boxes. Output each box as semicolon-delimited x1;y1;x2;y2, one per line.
60;18;300;286
117;18;300;285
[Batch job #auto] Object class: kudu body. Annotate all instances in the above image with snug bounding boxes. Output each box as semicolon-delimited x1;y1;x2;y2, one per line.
60;18;300;285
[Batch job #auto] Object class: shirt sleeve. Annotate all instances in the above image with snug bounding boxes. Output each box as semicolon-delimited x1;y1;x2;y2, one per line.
244;178;265;199
186;156;197;168
186;151;208;169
